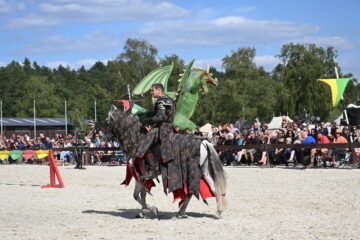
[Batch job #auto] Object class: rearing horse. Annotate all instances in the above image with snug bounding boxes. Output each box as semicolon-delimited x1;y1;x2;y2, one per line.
107;105;227;218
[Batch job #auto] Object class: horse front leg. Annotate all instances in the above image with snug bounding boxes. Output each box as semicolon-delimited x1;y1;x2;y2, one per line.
176;194;193;219
140;186;158;215
133;181;148;218
133;181;158;218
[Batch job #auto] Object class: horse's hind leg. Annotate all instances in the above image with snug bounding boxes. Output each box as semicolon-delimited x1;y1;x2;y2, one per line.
176;194;193;219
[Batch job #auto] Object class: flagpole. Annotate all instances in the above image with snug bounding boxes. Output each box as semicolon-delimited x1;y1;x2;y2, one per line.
65;100;68;135
33;100;36;139
334;67;340;79
94;100;97;122
336;66;351;130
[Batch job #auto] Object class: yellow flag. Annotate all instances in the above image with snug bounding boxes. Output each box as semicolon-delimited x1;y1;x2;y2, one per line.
35;150;49;159
0;150;10;160
319;78;350;106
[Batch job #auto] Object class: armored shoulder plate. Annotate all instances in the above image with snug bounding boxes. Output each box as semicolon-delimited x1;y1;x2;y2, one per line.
155;96;174;110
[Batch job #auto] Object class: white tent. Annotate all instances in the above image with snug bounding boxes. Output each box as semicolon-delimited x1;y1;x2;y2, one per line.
268;116;293;129
334;113;343;125
199;123;212;133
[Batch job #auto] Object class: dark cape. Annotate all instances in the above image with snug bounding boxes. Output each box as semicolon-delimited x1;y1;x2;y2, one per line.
111;110;204;199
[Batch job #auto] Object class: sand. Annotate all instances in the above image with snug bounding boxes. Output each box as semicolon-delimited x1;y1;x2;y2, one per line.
0;165;359;240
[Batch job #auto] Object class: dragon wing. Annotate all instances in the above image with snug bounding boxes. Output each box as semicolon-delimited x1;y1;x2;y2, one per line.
132;64;174;95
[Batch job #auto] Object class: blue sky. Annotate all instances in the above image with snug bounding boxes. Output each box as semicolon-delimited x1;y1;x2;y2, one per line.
0;0;359;77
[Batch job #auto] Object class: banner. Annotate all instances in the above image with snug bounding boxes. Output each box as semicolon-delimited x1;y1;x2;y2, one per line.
319;78;350;106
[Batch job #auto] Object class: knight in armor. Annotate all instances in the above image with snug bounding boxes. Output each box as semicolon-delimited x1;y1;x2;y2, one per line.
139;83;176;179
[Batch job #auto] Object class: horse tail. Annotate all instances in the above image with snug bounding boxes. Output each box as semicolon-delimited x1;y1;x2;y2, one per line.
204;140;228;214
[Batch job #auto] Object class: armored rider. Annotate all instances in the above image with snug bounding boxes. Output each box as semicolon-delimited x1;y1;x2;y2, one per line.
140;83;176;179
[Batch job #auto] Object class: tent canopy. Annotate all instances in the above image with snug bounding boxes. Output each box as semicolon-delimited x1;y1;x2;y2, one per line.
268;116;293;129
199;123;212;133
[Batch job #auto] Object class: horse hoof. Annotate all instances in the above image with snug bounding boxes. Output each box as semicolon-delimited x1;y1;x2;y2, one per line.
149;207;158;215
176;214;188;219
135;212;145;218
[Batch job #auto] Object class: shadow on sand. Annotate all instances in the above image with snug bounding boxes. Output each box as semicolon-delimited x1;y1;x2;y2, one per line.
0;183;42;187
82;208;217;220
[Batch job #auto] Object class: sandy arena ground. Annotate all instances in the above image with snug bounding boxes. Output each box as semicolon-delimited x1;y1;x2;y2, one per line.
0;164;359;240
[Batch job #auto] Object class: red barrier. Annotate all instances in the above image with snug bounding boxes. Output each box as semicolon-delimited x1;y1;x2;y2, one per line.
41;149;64;188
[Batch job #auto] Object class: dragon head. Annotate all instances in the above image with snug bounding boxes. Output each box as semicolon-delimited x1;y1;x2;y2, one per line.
199;65;218;94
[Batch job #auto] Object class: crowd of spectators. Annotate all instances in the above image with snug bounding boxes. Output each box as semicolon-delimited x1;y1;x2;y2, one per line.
1;117;360;168
207;117;360;168
0;131;122;165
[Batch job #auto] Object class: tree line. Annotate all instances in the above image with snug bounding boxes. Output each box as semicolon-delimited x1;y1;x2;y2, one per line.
0;38;358;129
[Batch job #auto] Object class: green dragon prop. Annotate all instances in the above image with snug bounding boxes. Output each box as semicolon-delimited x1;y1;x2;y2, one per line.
131;59;218;131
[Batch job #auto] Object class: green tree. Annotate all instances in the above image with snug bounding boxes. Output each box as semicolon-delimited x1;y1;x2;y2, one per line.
273;43;344;121
16;76;62;117
193;48;278;125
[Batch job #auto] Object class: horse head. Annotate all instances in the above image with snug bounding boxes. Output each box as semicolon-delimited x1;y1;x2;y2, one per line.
107;104;120;124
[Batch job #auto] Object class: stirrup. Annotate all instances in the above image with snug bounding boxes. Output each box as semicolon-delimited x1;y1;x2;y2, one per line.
139;173;155;180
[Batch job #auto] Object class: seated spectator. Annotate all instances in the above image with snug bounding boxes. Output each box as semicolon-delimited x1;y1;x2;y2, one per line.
284;137;295;164
44;137;53;149
342;127;352;142
331;129;348;167
285;129;296;143
234;131;245;145
235;132;245;164
274;137;286;165
258;135;270;165
309;131;331;167
220;133;237;165
245;131;261;165
294;130;316;167
310;128;317;139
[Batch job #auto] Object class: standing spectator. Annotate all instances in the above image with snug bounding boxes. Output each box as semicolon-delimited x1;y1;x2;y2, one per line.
208;126;219;144
292;123;301;138
254;117;261;128
229;123;240;134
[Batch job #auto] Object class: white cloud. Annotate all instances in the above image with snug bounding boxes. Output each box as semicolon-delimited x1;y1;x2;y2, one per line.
0;61;6;67
73;58;110;69
254;55;280;71
0;0;25;13
290;36;356;50
194;58;223;71
20;31;120;54
45;61;69;69
7;0;190;29
132;16;320;48
339;57;360;78
194;55;281;72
